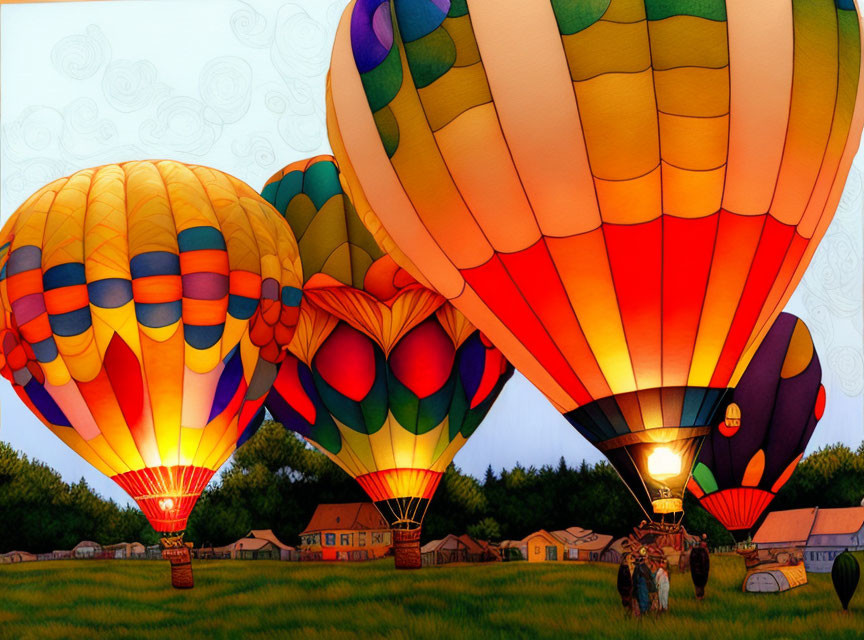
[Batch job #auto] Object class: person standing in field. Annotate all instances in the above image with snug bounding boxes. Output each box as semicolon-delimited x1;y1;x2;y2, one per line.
633;557;656;616
690;534;711;599
617;561;633;611
655;561;670;612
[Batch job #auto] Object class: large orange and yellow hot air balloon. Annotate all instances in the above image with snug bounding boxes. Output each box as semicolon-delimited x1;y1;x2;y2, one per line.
327;0;864;523
0;161;302;585
261;156;512;567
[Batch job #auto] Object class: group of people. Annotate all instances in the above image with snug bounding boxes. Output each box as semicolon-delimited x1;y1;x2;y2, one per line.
617;534;712;617
617;554;671;616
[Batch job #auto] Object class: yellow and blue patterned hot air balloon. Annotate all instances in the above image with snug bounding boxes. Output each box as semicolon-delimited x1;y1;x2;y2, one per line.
0;161;302;534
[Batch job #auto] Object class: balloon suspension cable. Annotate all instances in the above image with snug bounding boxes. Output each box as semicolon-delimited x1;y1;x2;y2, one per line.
380;496;429;569
381;496;431;531
620;446;662;524
381;500;402;529
408;495;432;530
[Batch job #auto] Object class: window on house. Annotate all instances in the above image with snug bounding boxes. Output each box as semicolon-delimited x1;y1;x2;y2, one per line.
359;533;366;546
325;533;336;546
372;532;383;545
341;534;352;546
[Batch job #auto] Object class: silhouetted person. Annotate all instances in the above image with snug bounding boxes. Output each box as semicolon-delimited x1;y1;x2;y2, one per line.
690;535;710;600
633;557;656;615
617;562;633;610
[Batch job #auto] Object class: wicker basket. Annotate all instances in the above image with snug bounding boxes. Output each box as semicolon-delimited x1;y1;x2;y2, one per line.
393;529;422;570
163;546;194;589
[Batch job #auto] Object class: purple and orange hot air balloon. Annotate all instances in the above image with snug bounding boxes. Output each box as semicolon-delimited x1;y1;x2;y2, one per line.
689;313;825;540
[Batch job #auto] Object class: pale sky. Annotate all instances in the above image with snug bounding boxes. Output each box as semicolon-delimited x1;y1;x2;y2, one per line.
1;0;862;506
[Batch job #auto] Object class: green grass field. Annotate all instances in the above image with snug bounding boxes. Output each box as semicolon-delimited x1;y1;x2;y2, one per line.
1;555;863;639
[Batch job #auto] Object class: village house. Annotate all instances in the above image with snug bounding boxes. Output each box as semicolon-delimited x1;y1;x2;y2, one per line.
195;543;232;560
571;534;614;562
420;534;497;566
565;526;593;541
233;538;282;560
753;507;818;550
752;506;864;573
103;542;146;559
520;528;617;563
522;529;565;562
551;529;584;559
227;530;297;560
804;507;864;572
72;541;103;559
600;538;627;564
0;551;37;564
553;528;598;560
499;540;526;561
300;503;392;561
247;530;297;560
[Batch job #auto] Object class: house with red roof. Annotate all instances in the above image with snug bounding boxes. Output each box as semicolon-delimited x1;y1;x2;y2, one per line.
420;534;498;566
522;530;565;562
804;507;864;572
300;503;392;561
752;507;818;550
752;506;864;573
227;530;296;561
571;534;615;562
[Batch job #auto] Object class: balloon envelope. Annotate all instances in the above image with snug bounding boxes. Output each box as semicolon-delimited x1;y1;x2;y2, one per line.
262;156;512;529
327;0;864;519
0;161;303;532
690;313;824;538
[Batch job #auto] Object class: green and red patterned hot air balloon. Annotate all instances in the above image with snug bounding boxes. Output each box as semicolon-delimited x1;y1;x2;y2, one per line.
689;313;824;541
261;156;512;568
327;0;864;524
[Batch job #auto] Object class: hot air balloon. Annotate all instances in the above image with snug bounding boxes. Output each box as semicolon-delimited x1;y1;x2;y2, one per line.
832;550;860;611
260;156;512;568
0;161;302;587
327;0;864;524
689;313;824;541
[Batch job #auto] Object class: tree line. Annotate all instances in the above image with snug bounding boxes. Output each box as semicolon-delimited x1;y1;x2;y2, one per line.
2;421;863;553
